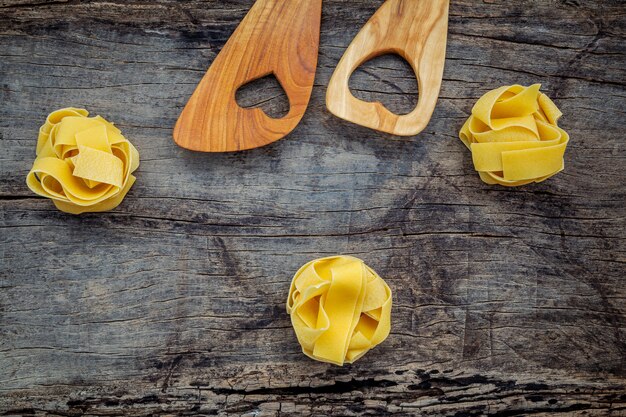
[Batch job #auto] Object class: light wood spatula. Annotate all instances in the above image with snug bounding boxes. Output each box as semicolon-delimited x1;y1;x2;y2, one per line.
174;0;322;152
327;0;449;137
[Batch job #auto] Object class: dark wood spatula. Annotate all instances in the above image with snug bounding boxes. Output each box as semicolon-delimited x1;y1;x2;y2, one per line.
174;0;323;152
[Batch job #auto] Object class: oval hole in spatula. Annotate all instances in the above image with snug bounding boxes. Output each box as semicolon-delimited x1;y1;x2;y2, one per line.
348;54;419;116
236;73;291;119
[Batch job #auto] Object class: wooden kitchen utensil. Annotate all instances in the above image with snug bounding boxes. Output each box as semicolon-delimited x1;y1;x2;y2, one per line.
326;0;449;136
174;0;322;152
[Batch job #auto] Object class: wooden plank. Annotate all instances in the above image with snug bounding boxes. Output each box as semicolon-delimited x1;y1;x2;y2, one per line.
1;0;625;415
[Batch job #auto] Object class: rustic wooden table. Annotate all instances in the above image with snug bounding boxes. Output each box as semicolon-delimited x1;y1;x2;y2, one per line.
1;1;625;415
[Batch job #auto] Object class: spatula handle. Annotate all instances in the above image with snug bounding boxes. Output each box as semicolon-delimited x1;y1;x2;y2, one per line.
327;0;450;136
174;0;322;152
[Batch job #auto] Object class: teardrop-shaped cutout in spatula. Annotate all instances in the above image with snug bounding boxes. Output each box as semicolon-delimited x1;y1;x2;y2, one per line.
174;0;323;152
327;0;449;137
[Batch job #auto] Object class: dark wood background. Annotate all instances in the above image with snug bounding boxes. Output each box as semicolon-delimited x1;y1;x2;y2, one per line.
1;0;625;415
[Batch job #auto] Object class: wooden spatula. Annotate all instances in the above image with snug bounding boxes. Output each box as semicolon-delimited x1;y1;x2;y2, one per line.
326;0;449;137
174;0;322;152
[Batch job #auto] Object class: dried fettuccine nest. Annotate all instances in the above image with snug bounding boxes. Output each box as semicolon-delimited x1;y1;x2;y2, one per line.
26;108;139;214
460;84;569;186
287;256;392;366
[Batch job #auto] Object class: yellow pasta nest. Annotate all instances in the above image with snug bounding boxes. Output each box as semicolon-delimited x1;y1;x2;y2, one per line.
26;108;140;214
287;256;392;366
460;84;569;186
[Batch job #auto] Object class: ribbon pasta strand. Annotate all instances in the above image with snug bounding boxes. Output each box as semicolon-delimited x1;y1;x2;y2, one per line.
460;84;569;186
26;108;140;214
287;256;392;366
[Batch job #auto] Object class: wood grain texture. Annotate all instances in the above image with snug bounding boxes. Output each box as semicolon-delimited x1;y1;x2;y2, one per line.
173;0;322;152
327;0;449;136
1;0;625;416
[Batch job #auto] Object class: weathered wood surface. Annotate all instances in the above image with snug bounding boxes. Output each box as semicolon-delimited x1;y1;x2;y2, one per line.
1;0;625;415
